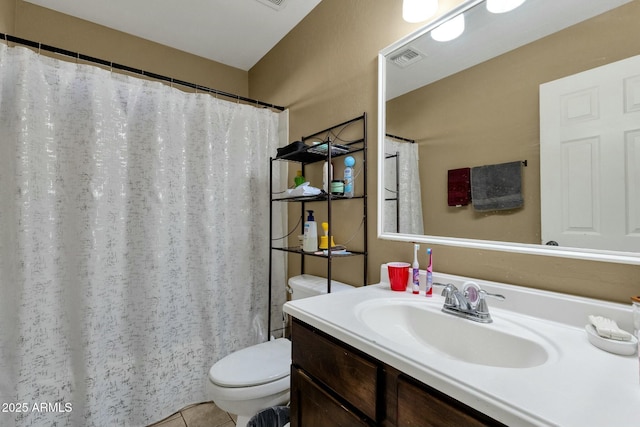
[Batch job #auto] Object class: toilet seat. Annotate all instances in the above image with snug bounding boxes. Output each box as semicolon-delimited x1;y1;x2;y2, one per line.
209;338;291;387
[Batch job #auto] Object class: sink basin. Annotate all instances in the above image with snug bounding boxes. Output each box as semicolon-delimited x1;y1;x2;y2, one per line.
356;299;555;368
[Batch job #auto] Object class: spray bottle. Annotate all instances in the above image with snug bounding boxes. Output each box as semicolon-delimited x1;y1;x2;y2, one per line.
426;248;433;297
412;243;420;294
303;210;318;252
343;156;355;198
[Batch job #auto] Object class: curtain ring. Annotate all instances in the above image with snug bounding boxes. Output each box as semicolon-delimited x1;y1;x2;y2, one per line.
38;42;41;55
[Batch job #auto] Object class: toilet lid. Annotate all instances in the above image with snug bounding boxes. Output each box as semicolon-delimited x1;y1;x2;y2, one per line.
209;338;291;387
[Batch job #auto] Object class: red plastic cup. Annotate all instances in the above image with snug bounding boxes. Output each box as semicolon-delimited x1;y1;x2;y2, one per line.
387;262;410;291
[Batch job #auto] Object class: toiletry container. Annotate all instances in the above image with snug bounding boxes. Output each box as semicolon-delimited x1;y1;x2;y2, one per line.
302;210;318;252
322;161;333;192
330;179;344;196
343;156;355;198
294;170;305;187
208;274;353;427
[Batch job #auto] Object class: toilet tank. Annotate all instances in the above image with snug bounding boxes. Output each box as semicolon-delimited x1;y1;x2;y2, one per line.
288;274;354;300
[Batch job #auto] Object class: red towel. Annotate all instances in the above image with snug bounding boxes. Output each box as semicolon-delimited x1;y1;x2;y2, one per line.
448;167;471;206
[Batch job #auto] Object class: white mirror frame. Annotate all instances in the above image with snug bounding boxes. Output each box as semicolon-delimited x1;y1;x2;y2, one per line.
376;0;640;265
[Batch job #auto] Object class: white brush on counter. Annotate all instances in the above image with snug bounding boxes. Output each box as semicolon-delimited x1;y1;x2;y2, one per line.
588;315;633;341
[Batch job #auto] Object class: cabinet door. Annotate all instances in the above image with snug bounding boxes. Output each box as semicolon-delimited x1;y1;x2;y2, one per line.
396;376;505;427
290;366;371;427
292;320;379;420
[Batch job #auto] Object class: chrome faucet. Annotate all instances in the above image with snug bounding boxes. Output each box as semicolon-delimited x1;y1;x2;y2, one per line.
436;282;505;323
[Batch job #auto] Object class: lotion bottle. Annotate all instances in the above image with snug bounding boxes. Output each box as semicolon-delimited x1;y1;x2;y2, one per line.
303;210;318;252
412;243;420;294
343;156;355;198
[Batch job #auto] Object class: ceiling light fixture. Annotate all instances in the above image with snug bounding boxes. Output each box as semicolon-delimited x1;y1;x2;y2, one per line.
486;0;526;14
431;13;465;42
402;0;439;23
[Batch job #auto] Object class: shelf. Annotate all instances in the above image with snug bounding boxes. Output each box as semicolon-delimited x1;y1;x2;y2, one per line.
271;194;366;203
274;139;365;164
272;246;366;258
268;113;368;337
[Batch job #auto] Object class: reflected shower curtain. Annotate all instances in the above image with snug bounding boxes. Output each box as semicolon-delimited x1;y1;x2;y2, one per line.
384;138;424;235
0;44;286;427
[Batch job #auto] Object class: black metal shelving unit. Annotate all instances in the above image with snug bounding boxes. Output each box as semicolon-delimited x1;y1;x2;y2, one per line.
268;113;368;335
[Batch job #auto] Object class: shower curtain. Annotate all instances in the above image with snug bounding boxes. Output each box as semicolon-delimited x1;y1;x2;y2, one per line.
0;44;286;427
384;137;424;235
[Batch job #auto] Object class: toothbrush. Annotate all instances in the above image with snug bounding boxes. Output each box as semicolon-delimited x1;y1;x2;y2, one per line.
412;244;420;294
426;248;433;297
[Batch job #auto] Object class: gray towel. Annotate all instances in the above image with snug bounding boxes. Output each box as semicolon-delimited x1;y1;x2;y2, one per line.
471;161;523;211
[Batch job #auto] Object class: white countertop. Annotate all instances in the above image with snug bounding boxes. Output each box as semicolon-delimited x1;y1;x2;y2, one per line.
283;268;640;427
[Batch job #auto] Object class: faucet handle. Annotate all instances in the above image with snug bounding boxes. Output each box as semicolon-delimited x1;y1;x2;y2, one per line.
436;283;458;306
476;289;506;314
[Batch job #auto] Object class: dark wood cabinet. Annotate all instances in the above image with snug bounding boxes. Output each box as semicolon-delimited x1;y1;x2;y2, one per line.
290;319;507;427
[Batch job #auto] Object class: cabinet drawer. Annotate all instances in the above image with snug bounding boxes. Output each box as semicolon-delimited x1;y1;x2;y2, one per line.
291;320;379;421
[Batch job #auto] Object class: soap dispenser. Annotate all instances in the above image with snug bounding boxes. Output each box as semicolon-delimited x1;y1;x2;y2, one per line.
303;210;318;252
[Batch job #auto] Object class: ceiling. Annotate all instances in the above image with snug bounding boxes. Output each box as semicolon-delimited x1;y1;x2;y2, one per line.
24;0;322;71
384;0;632;100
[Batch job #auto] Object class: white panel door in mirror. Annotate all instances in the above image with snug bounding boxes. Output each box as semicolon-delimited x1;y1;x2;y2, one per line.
540;54;640;252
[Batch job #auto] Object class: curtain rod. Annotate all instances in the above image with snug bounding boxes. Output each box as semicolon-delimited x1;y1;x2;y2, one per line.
385;133;415;143
1;32;286;112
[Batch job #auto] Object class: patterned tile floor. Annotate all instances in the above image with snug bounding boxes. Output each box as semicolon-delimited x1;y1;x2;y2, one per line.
148;402;236;427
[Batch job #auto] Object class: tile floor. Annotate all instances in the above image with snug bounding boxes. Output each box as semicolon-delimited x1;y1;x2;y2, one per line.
148;402;236;427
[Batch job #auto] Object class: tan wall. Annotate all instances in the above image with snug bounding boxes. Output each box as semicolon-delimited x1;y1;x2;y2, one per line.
250;0;640;303
5;0;247;96
387;1;640;245
0;0;15;33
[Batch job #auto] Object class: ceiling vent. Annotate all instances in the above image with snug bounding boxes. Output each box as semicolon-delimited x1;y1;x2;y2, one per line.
389;47;424;68
255;0;288;10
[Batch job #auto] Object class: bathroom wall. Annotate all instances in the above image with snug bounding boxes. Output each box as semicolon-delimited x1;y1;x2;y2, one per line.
249;0;640;303
0;0;13;33
2;0;638;303
3;0;248;97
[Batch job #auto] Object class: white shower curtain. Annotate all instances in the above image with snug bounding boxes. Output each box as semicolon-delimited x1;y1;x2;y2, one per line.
0;44;286;427
384;138;424;235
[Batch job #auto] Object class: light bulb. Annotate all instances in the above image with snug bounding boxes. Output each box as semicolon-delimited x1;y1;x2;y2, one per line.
431;13;465;42
402;0;439;23
486;0;526;14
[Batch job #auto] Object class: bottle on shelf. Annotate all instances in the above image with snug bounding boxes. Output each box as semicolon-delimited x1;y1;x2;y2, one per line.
294;170;305;187
302;210;318;252
322;161;333;193
343;156;355;198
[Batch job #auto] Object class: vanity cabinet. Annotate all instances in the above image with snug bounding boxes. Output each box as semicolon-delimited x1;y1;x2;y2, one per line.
290;319;506;427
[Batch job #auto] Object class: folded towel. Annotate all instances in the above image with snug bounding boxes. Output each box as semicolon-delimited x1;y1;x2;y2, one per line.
285;182;321;197
447;167;471;206
471;161;523;211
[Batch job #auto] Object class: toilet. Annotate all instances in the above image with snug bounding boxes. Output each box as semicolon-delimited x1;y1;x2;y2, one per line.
207;274;354;426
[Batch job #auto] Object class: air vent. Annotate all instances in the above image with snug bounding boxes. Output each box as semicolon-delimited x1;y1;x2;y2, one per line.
255;0;288;10
389;48;424;68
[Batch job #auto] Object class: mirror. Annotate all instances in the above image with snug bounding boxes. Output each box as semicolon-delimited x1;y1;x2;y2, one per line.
377;0;640;264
